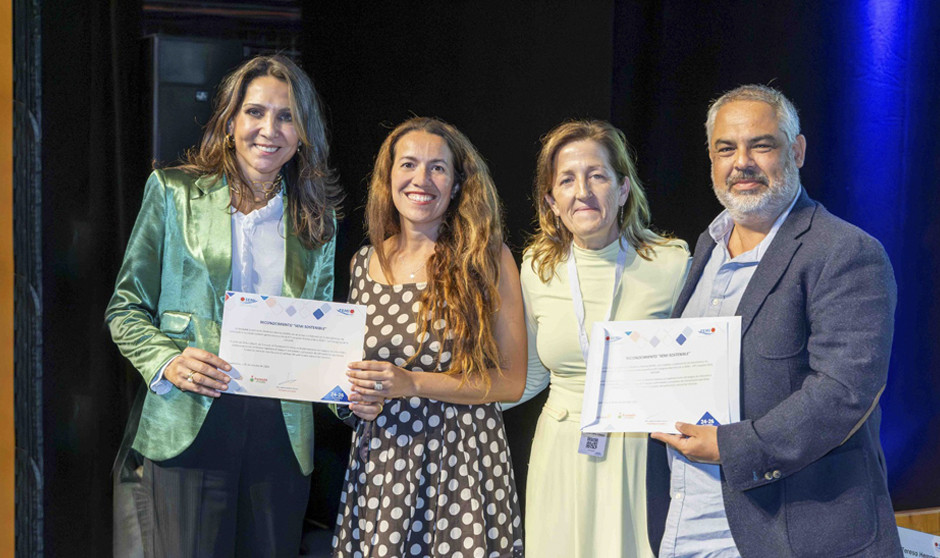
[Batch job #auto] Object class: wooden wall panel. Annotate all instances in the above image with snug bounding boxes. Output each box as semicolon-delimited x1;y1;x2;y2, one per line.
1;0;15;554
896;508;940;535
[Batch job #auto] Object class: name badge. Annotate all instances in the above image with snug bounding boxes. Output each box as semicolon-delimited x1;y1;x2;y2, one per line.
578;432;608;457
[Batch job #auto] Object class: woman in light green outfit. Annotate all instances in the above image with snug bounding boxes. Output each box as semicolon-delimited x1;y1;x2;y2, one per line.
507;120;690;557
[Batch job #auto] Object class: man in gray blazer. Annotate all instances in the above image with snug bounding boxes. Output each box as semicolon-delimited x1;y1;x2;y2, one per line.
646;85;902;557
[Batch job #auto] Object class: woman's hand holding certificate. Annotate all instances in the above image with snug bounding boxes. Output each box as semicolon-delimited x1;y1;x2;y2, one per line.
164;347;232;398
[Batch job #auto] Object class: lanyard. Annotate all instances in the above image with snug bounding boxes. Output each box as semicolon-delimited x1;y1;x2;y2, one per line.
567;242;628;365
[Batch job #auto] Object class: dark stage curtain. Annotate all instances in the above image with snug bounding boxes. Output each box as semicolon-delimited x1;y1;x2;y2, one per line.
39;1;148;556
612;0;940;510
302;0;616;526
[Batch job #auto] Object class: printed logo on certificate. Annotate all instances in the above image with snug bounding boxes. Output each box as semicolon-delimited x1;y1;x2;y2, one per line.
218;291;366;404
580;316;741;434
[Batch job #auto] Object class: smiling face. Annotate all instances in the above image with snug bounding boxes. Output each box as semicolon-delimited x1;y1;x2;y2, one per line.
709;100;806;226
390;130;456;237
229;75;299;183
546;139;629;250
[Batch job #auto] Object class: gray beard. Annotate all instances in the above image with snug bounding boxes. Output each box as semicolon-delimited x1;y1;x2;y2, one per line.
713;157;801;225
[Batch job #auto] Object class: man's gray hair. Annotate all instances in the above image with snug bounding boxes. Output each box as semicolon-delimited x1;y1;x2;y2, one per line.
705;84;801;145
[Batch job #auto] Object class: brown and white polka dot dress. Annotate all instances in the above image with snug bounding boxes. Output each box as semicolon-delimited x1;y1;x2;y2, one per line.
332;246;524;558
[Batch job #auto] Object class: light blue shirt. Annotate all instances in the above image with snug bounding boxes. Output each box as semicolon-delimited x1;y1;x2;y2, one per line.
659;193;798;558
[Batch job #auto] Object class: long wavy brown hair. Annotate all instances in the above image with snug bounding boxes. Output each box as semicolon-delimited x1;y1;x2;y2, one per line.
367;117;503;390
527;120;672;281
180;54;341;248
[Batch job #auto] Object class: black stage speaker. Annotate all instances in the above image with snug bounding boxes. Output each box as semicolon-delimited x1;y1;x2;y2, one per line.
145;35;244;165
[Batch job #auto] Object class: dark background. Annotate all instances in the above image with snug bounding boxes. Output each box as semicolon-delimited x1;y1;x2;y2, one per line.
22;0;939;555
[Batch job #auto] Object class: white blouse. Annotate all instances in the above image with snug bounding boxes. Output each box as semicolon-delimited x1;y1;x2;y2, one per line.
149;194;286;394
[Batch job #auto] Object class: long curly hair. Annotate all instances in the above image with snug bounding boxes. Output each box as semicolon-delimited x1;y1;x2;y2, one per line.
180;54;342;248
366;117;503;390
527;119;672;281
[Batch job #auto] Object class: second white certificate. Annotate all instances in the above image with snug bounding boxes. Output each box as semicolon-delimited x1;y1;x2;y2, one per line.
218;291;366;404
580;316;741;434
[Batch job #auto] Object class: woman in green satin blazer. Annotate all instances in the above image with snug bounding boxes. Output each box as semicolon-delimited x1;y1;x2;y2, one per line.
106;55;341;555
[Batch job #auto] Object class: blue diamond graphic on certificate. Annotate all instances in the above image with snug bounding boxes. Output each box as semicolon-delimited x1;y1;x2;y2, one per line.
313;302;332;320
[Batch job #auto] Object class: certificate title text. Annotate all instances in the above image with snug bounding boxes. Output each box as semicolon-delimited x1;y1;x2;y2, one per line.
623;351;690;360
260;320;327;331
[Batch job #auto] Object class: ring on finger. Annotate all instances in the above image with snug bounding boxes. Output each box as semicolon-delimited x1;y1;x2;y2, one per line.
373;380;383;391
187;371;196;383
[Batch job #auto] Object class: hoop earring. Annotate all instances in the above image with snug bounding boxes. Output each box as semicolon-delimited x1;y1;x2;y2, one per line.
225;133;235;149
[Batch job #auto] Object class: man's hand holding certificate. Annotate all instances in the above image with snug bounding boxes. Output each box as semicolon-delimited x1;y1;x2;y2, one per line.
580;316;741;434
218;291;366;403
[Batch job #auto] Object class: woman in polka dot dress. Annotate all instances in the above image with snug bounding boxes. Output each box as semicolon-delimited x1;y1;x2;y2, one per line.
332;117;526;558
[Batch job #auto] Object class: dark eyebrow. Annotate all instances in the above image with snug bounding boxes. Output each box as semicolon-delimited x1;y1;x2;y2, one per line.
397;156;450;165
241;103;290;112
713;135;779;148
748;134;778;145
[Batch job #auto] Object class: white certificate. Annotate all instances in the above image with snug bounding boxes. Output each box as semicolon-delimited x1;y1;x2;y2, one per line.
217;291;366;404
580;316;741;434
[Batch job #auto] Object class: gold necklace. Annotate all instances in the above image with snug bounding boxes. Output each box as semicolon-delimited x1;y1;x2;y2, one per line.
232;174;283;203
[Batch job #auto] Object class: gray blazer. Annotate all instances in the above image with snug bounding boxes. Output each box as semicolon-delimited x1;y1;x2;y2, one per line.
647;190;902;557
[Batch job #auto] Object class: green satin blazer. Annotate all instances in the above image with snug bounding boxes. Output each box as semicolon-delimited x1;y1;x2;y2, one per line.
105;169;335;475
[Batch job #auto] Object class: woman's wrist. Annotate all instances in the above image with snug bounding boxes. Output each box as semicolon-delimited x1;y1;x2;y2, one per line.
406;370;422;399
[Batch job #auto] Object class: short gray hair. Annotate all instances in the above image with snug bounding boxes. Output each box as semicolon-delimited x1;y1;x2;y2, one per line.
705;84;801;145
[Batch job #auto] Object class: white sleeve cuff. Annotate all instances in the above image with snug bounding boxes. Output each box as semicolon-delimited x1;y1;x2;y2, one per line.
150;359;175;395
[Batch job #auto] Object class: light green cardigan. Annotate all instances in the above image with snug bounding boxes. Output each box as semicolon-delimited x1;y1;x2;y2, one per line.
105;168;335;475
